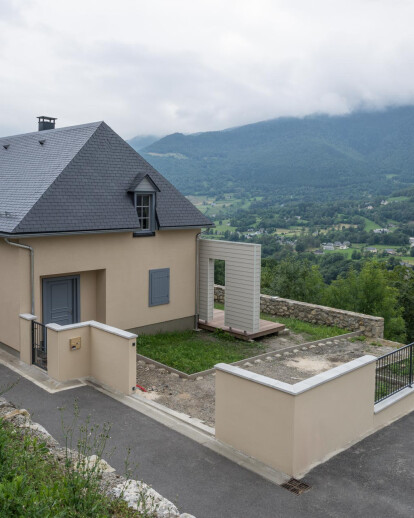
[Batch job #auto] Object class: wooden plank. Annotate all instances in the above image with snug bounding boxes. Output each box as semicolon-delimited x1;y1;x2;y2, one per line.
198;309;285;341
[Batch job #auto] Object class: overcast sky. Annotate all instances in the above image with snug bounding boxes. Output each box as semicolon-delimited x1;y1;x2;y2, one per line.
1;0;414;138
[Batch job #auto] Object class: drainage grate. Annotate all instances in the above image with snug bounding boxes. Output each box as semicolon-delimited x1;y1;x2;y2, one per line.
281;478;311;495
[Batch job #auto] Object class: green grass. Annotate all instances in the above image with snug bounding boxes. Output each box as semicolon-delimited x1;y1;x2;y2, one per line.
213;219;236;233
260;314;349;340
214;302;349;341
136;330;265;374
0;417;149;518
323;247;355;259
362;217;381;231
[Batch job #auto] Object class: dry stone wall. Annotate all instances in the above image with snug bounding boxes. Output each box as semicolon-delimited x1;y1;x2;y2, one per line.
214;285;384;338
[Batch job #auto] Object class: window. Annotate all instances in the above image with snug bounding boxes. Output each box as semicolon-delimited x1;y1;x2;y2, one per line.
149;268;170;306
135;193;154;232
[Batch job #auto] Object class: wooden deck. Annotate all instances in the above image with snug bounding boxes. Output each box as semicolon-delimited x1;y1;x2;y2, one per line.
198;309;285;341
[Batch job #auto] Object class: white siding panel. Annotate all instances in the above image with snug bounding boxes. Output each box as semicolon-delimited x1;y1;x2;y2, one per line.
199;239;261;333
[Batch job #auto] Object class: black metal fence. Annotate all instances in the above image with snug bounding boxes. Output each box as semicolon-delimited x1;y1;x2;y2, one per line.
375;342;413;403
32;321;47;370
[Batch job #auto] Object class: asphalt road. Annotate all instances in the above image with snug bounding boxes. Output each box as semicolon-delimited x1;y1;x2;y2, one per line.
1;364;413;518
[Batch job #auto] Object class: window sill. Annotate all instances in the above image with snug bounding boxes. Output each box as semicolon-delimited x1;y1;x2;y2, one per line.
133;231;155;238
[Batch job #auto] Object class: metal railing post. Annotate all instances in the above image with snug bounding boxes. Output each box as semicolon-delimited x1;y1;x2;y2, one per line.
409;343;413;388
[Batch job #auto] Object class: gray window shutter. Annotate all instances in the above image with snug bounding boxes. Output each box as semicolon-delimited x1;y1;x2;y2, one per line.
149;268;170;306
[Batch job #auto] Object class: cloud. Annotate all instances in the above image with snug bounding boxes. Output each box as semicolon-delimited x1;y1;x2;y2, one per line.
0;0;414;137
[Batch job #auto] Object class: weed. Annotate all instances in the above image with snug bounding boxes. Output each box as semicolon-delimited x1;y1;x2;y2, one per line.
0;401;157;517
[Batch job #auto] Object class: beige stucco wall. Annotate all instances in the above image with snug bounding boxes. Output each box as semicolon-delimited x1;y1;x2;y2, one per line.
373;389;414;430
292;362;375;476
216;358;379;478
90;326;136;395
215;370;295;474
46;321;136;395
0;241;30;350
47;326;91;381
1;229;199;351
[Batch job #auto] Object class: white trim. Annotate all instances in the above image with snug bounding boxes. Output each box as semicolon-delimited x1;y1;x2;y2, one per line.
46;320;137;339
215;355;377;395
374;386;414;414
19;313;38;321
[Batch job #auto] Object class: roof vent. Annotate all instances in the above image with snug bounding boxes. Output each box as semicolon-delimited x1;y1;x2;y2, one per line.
3;144;9;150
39;139;46;146
37;116;57;131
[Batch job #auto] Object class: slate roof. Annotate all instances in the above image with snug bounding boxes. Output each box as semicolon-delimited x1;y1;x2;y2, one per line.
0;122;212;235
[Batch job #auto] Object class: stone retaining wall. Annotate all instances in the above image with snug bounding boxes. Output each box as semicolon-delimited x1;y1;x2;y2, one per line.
214;285;384;338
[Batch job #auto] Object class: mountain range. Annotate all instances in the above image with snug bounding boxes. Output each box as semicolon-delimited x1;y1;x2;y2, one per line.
128;106;414;200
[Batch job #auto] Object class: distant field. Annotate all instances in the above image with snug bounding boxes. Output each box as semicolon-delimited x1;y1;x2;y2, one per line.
213;219;236;232
362;217;381;231
400;256;414;264
323;248;355;259
387;196;410;202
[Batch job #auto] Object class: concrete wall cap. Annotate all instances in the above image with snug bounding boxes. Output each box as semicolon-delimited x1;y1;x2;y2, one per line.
374;386;414;414
215;355;377;395
19;313;38;321
46;320;137;339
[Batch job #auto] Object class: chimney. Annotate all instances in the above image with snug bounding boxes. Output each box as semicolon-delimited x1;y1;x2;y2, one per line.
37;116;57;131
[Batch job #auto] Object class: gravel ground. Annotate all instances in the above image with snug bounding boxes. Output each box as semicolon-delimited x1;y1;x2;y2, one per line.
136;336;402;428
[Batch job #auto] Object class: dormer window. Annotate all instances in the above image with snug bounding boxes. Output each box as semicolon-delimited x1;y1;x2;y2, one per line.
136;193;153;231
129;174;160;235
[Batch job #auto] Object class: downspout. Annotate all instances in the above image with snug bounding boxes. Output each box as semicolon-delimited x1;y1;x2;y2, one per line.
4;238;35;316
194;230;206;330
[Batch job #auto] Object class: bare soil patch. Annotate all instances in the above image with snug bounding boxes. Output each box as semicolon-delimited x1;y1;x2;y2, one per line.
136;336;402;428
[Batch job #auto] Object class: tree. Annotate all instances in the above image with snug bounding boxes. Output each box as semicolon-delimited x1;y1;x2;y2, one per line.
324;262;406;342
269;259;325;304
389;266;414;342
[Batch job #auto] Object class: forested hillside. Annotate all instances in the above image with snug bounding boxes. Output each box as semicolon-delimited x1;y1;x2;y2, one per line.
130;106;414;199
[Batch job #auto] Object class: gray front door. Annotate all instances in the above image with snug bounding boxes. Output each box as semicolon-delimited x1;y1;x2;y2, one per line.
42;275;80;325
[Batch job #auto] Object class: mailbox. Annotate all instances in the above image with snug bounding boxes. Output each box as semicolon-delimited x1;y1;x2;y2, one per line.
69;337;81;350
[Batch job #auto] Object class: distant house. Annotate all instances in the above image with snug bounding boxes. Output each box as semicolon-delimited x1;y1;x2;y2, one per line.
313;249;324;255
343;241;351;246
385;249;397;255
323;244;335;251
409;237;414;247
365;247;378;253
373;228;389;234
339;245;349;250
366;205;374;210
380;200;389;205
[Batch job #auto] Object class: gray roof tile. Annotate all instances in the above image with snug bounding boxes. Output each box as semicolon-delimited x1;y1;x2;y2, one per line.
0;121;212;234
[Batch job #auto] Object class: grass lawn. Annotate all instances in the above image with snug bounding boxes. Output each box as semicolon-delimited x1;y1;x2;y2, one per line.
362;217;381;231
137;330;265;374
261;314;349;340
214;302;349;341
323;248;355;259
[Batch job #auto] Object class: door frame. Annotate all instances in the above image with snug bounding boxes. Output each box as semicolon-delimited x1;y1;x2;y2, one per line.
42;275;80;325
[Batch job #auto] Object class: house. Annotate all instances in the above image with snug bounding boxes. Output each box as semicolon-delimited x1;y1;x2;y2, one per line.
385;249;397;255
323;243;335;251
373;228;389;234
365;247;377;253
334;241;342;247
409;237;414;247
0;117;213;355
